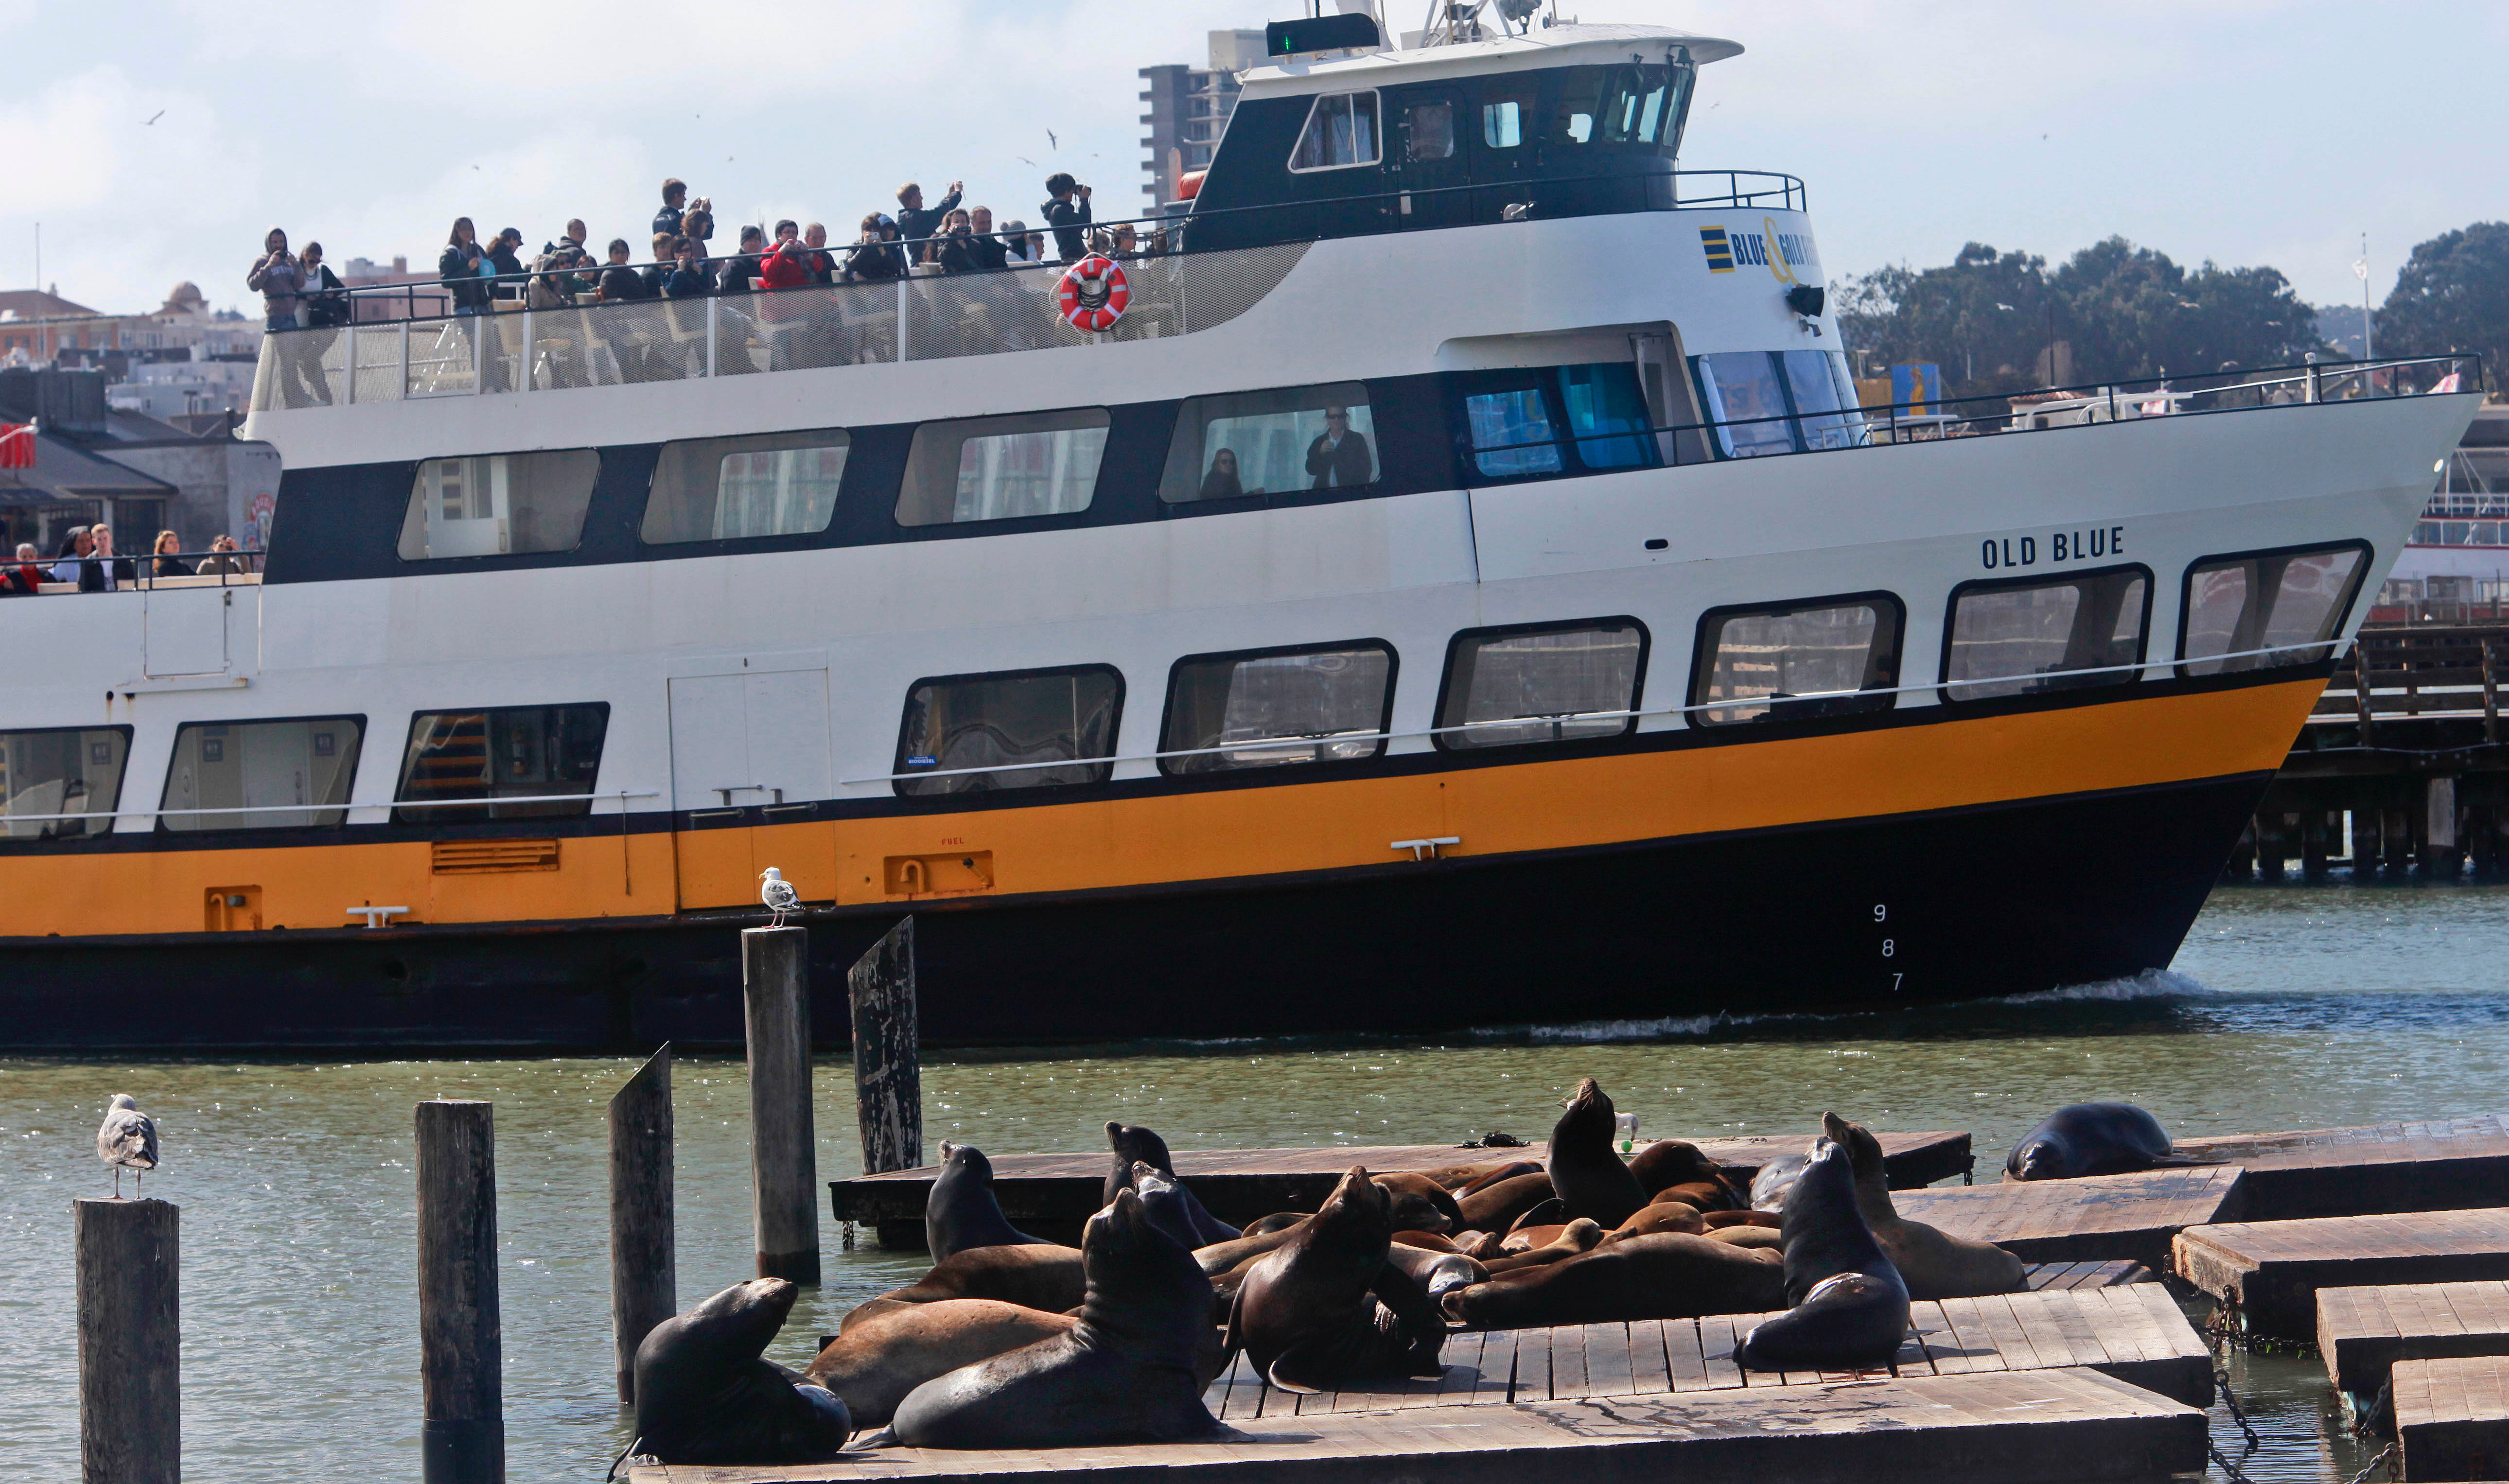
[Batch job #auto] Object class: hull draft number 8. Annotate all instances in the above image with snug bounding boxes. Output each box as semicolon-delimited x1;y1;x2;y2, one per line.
1056;255;1129;331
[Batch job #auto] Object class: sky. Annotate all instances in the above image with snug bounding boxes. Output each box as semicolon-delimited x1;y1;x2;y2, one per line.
1;0;2500;317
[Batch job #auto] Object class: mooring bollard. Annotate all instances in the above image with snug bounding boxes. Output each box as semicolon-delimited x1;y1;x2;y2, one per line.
848;916;923;1175
744;926;820;1283
608;1045;675;1406
416;1100;503;1484
76;1196;179;1484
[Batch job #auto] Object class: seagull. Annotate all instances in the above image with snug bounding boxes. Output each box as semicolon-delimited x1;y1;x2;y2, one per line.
1047;129;1058;149
97;1094;159;1198
142;110;164;126
760;867;802;927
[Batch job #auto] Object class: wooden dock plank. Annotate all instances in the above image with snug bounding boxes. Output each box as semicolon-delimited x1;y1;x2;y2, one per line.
1664;1317;1711;1392
1583;1320;1635;1397
2025;1259;2156;1290
1628;1318;1672;1396
2178;1114;2509;1222
2177;1208;2509;1339
1897;1166;2248;1267
2395;1354;2509;1481
2320;1280;2509;1397
1473;1327;1519;1405
1699;1311;1747;1390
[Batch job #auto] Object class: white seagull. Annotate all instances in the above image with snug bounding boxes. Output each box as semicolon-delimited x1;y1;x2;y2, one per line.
760;867;802;927
97;1094;159;1198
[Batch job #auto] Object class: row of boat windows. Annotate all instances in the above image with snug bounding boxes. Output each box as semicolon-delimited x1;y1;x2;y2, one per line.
0;542;2366;837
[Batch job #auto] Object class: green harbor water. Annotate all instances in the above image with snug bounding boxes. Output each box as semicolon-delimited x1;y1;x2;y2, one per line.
6;879;2508;1481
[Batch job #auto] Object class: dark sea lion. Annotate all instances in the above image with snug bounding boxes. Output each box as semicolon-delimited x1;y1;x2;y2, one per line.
1103;1122;1240;1243
1224;1167;1443;1393
1443;1231;1785;1328
634;1279;853;1465
1751;1153;1809;1212
806;1299;1075;1429
890;1189;1223;1449
1654;1178;1739;1213
843;1244;1085;1330
1129;1163;1209;1252
2005;1102;2176;1181
1246;1211;1310;1235
1825;1113;2025;1299
1505;1197;1569;1236
1733;1138;1908;1373
1546;1079;1649;1226
926;1142;1053;1263
1703;1209;1780;1230
1392;1230;1460;1252
1384;1240;1487;1299
1373;1173;1462;1234
1604;1201;1704;1242
1628;1140;1735;1203
1705;1224;1784;1250
1456;1171;1558;1232
1453;1159;1544;1196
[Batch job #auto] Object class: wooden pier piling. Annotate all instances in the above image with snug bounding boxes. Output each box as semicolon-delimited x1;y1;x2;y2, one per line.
416;1100;503;1484
76;1196;179;1484
743;927;819;1284
608;1045;674;1406
847;916;922;1176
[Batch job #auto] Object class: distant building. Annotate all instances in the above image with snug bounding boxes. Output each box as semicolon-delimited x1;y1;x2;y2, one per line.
0;366;280;559
0;282;258;379
1139;30;1265;209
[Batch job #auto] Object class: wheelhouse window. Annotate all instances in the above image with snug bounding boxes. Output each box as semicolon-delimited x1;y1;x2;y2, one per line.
394;703;610;822
894;666;1122;796
1160;642;1395;773
1692;350;1865;458
0;726;128;838
1289;91;1381;171
2179;543;2369;677
1547;63;1689;151
1404;100;1456;161
1161;384;1376;503
1942;569;2149;701
1459;364;1662;480
643;430;848;544
398;450;599;559
1692;595;1903;725
1438;620;1645;750
1482;95;1529;149
896;408;1107;527
160;717;364;831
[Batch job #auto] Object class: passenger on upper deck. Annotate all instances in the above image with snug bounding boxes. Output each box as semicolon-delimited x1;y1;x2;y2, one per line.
2;543;43;594
758;221;815;292
196;536;251;577
150;530;192;580
802;224;837;284
895;180;962;255
487;228;527;302
439;219;490;316
653;179;688;238
644;232;677;295
934;210;985;274
1305;407;1374;489
1042;174;1091;262
999;219;1042;263
717;226;767;294
661;238;709;298
299;244;348;329
49;528;88;584
79;525;134;593
246;228;302;329
842;215;906;283
967;208;1009;271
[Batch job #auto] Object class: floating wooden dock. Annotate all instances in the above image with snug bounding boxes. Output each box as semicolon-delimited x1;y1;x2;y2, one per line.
2176;1208;2509;1339
2319;1281;2509;1400
1894;1166;2248;1268
2394;1354;2509;1482
829;1131;1973;1249
2027;1259;2155;1290
627;1368;2206;1484
2176;1115;2509;1222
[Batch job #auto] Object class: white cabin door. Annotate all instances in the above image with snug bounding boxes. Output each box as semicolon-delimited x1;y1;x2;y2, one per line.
668;668;835;909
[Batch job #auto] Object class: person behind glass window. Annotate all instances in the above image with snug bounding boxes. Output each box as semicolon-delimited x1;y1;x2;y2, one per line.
151;529;193;579
1200;448;1245;501
50;527;90;584
1305;406;1374;489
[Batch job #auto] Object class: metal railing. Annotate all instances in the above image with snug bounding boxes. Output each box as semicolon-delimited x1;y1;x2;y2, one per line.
0;788;658;829
15;546;264;595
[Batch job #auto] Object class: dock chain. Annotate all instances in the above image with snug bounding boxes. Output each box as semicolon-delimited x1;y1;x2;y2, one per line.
2345;1442;2397;1484
2214;1367;2263;1452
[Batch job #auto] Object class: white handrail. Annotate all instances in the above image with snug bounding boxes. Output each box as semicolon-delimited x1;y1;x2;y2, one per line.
0;789;659;826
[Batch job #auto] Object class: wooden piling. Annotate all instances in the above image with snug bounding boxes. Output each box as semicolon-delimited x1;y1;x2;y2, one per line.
743;927;819;1284
848;916;923;1177
608;1045;674;1406
76;1197;178;1484
416;1100;503;1484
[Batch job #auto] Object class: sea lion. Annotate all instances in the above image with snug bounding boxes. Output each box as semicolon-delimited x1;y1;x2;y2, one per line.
805;1299;1076;1429
1628;1140;1737;1205
2005;1103;2176;1181
1705;1224;1784;1251
1505;1197;1569;1236
1604;1201;1705;1242
1825;1113;2025;1300
1547;1079;1649;1226
1481;1218;1605;1273
1457;1171;1558;1232
1450;1159;1544;1196
1384;1240;1488;1299
1703;1209;1780;1230
1443;1231;1785;1328
1733;1138;1908;1373
1224;1167;1444;1393
1373;1173;1462;1234
1103;1122;1240;1243
1391;1230;1460;1252
1751;1153;1809;1212
633;1279;853;1465
1410;1156;1537;1191
890;1190;1223;1449
842;1243;1085;1330
1130;1163;1210;1253
1245;1212;1309;1235
1195;1220;1306;1278
926;1142;1053;1263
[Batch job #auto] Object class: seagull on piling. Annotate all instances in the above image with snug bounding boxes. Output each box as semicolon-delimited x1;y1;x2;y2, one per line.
97;1094;159;1198
760;867;801;927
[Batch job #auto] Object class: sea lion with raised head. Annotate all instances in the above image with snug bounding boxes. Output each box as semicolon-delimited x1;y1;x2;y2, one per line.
1443;1231;1784;1328
926;1142;1053;1263
633;1279;854;1465
2005;1103;2176;1181
805;1299;1076;1429
842;1243;1084;1330
1547;1079;1649;1226
1103;1122;1240;1243
1825;1112;2025;1299
1751;1153;1809;1212
1224;1167;1444;1393
1733;1137;1909;1372
889;1189;1222;1449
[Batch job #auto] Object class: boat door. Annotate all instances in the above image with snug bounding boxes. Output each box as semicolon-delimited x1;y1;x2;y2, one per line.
1470;72;1543;222
1387;85;1471;230
667;667;835;910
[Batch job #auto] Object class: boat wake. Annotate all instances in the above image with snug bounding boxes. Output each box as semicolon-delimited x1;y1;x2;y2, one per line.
1474;968;2217;1046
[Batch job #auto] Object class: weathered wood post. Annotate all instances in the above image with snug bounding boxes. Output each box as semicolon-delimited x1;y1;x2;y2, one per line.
848;916;923;1175
608;1046;674;1405
416;1100;502;1484
76;1197;179;1484
743;927;819;1283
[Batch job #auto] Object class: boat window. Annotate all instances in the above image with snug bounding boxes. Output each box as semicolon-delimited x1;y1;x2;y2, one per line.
1160;384;1375;503
393;703;610;822
398;450;599;559
1289;91;1382;172
1692;353;1799;459
1161;642;1395;774
1460;365;1663;479
1549;65;1683;149
643;430;848;544
2179;543;2369;677
1779;350;1870;451
1405;101;1456;161
1942;569;2150;702
1465;387;1563;478
894;666;1122;796
1482;86;1536;149
896;408;1107;527
1559;364;1656;469
160;717;364;831
1438;620;1645;750
1692;595;1903;725
0;725;129;839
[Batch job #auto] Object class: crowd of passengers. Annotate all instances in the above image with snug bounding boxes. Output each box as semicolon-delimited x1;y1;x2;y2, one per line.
0;527;256;596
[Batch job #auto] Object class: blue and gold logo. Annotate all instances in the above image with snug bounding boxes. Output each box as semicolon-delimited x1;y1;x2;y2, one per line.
1699;226;1735;273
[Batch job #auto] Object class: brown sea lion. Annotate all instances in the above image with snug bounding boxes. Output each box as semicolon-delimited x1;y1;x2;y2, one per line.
1733;1137;1909;1373
1456;1171;1556;1232
1604;1201;1705;1242
1824;1113;2026;1299
1194;1221;1306;1278
1481;1218;1605;1273
1384;1240;1488;1300
1410;1156;1537;1192
1547;1079;1649;1226
926;1143;1053;1264
634;1279;853;1465
1451;1159;1544;1196
1224;1167;1443;1393
1627;1140;1731;1200
1392;1230;1459;1252
1453;1230;1503;1260
805;1299;1075;1429
1705;1224;1784;1250
1103;1123;1239;1243
1373;1172;1462;1233
1443;1232;1785;1329
842;1244;1084;1331
1702;1209;1780;1230
1245;1212;1309;1235
1504;1199;1568;1238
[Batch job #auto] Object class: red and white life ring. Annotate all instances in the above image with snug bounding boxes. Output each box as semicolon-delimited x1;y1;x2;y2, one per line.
1055;255;1129;332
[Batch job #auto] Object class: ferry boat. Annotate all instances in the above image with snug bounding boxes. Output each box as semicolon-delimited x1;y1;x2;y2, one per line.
0;18;2480;1049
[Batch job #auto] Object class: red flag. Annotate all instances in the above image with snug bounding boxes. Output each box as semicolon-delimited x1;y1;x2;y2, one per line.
0;422;33;471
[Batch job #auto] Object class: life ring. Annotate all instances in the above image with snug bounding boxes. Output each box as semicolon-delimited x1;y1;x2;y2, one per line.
1055;256;1129;332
